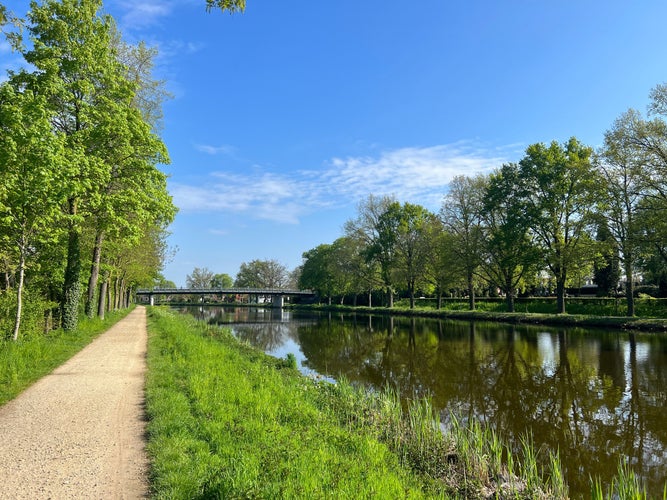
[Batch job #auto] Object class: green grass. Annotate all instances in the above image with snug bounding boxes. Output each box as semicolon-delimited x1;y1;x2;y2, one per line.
146;306;574;499
146;307;428;498
0;307;134;405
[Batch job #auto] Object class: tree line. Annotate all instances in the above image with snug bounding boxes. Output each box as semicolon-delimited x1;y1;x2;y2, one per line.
0;0;178;340
298;85;667;317
184;260;297;291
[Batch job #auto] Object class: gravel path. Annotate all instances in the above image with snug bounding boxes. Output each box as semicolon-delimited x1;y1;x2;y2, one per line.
0;307;149;499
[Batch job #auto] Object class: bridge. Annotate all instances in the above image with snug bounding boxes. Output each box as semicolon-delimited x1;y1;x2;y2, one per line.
135;287;316;308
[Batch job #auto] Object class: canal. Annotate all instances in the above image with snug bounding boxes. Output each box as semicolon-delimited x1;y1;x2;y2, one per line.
181;306;667;498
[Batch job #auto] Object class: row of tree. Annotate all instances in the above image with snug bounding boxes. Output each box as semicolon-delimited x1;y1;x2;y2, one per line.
0;0;178;340
298;85;667;317
184;259;296;290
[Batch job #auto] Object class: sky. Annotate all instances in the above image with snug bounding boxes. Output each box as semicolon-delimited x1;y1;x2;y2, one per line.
2;1;667;286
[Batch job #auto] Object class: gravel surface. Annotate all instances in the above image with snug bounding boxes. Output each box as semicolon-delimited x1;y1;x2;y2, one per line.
0;307;149;499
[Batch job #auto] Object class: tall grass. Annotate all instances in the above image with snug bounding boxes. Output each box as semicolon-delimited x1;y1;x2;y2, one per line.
0;307;133;405
590;459;667;500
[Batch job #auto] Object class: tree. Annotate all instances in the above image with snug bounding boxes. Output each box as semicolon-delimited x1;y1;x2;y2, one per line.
597;110;647;315
422;217;462;309
441;175;487;310
235;259;288;288
518;138;600;314
481;163;540;312
186;267;215;289
12;0;138;330
344;195;397;307
299;244;336;304
386;202;435;309
14;0;176;326
599;84;667;311
112;32;172;132
211;273;233;288
592;219;621;297
0;84;66;340
206;0;246;12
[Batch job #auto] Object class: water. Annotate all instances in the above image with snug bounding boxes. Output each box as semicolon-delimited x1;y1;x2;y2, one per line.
182;306;667;498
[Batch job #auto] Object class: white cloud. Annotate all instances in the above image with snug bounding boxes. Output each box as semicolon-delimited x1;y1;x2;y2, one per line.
170;142;513;224
195;144;236;155
114;1;174;29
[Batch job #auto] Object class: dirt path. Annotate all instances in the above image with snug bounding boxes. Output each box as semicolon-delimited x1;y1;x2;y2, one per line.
0;307;149;499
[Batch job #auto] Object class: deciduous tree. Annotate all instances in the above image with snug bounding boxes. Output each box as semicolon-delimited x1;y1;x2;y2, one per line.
186;267;215;289
206;0;246;13
344;195;397;307
387;202;435;309
441;175;487;310
235;259;288;288
481;163;540;312
518;138;600;314
0;85;66;340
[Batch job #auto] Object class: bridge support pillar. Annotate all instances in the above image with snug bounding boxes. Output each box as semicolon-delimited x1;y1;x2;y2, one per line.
272;295;284;308
149;294;155;306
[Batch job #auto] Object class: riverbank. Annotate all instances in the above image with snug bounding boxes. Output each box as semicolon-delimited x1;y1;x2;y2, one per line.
287;302;667;333
144;306;662;499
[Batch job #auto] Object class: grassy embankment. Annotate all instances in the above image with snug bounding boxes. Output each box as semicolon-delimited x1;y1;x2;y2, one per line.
0;307;133;405
290;297;667;333
146;306;576;498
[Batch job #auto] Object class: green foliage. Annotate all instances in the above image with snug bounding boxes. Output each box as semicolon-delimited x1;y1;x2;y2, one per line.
590;459;660;500
210;273;233;288
0;0;176;333
62;280;82;332
234;259;289;288
185;267;215;289
205;0;246;13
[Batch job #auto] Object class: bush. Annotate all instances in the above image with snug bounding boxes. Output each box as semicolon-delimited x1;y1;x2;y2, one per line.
0;289;57;341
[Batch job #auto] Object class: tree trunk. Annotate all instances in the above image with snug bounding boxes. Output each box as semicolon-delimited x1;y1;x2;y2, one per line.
556;277;566;314
113;277;120;310
505;277;515;313
467;272;475;310
625;260;635;317
85;230;104;318
62;213;82;332
98;279;108;320
367;290;372;308
120;276;126;308
437;290;442;310
12;249;26;341
387;286;393;308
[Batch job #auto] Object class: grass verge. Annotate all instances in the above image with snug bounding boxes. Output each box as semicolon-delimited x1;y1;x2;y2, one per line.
145;306;570;499
0;307;134;405
289;303;667;333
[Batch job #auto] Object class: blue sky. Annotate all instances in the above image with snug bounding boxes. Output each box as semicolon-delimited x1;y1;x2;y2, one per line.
3;1;667;286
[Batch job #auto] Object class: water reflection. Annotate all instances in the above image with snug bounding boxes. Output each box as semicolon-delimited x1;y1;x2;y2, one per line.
181;306;667;498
